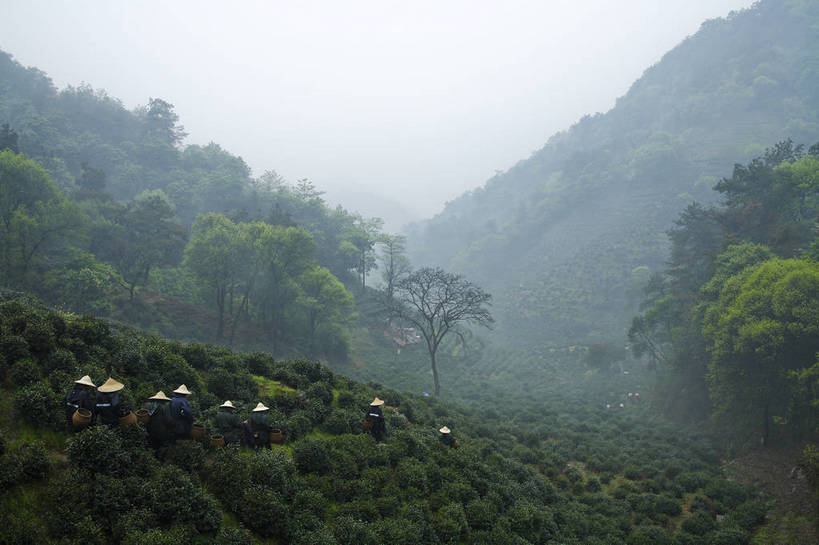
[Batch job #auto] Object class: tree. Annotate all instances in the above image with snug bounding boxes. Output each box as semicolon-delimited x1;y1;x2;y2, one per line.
378;233;411;302
184;214;243;339
0;150;85;285
344;215;384;291
142;98;187;146
391;267;493;396
0;123;19;153
297;266;354;357
702;258;819;444
100;189;186;301
256;226;315;349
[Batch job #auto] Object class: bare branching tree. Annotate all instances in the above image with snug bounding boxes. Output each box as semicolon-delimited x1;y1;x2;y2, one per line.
391;267;493;396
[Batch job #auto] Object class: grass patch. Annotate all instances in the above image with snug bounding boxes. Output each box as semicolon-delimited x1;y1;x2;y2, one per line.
252;375;297;396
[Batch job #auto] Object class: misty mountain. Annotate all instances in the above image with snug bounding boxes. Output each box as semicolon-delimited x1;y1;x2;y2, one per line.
405;0;819;348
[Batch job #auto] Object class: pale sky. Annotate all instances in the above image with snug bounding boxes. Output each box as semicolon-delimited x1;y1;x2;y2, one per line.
0;0;752;229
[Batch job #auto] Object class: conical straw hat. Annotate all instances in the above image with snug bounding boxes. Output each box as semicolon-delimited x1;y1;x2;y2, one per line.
370;397;384;406
148;391;171;401
252;402;269;412
74;375;96;387
98;377;124;393
173;384;192;395
439;426;451;434
220;400;236;409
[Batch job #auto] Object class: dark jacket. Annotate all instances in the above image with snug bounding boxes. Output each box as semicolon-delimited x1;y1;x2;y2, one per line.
65;387;95;423
147;402;176;446
366;406;386;440
215;408;244;444
249;411;273;433
170;395;195;436
439;432;456;447
95;392;120;426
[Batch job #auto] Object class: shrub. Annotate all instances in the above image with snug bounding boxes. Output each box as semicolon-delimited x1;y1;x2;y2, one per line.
387;411;409;430
23;317;55;355
291;359;332;384
676;471;709;492
15;380;60;426
724;500;767;531
286;412;313;441
164;439;206;472
66;426;129;476
294;438;330;474
466;499;498;530
0;334;30;365
332;515;378;545
46;348;77;373
90;474;141;528
247;449;293;492
122;527;186;545
306;381;334;405
240;485;290;538
294;488;329;519
435;502;468;544
305;397;332;424
144;465;221;532
112;508;159;544
323;409;352;435
213;527;254;545
9;358;41;387
245;351;275;377
10;440;50;480
291;525;338;545
704;478;748;510
508;499;547;543
709;527;748;545
586;476;603;492
681;511;716;536
628;525;672;545
336;390;357;409
654;494;683;516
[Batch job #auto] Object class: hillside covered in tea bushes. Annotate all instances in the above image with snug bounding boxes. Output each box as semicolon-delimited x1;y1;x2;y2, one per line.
0;294;771;545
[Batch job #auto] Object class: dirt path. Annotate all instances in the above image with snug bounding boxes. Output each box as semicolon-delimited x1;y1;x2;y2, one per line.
723;445;817;544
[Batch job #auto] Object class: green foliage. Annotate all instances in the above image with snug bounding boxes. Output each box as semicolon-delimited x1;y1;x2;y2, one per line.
293;437;331;474
143;465;221;533
239;485;290;538
15;380;59;425
66;426;131;476
164;439;206;472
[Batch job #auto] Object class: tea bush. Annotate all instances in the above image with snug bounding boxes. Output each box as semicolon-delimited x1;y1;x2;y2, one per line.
15;380;60;425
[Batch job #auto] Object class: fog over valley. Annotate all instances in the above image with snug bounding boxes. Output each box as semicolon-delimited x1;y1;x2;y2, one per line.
1;0;750;223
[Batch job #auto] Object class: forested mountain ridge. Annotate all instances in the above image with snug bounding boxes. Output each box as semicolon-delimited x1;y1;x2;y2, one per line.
406;0;819;347
0;48;397;360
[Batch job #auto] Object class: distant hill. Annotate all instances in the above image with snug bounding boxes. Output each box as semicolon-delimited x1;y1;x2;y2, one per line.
406;0;819;347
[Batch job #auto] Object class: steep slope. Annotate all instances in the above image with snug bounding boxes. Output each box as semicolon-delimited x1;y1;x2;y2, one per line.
406;0;819;347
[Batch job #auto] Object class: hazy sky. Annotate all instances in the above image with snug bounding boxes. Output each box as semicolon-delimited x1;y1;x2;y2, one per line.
0;0;752;228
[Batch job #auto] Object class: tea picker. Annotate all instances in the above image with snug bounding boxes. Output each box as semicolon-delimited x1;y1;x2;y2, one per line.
95;377;124;426
65;375;96;431
214;400;244;446
170;384;196;440
364;397;386;442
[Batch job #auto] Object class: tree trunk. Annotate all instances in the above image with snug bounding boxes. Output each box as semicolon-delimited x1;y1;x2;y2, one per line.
431;350;440;397
216;287;225;339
